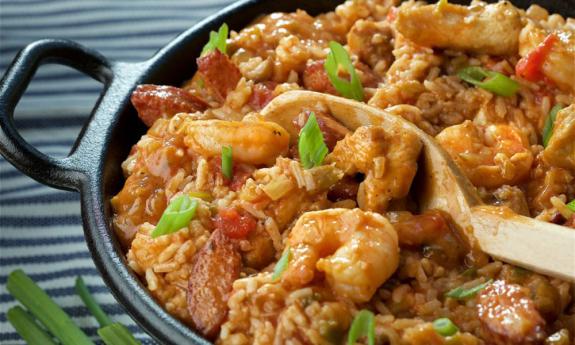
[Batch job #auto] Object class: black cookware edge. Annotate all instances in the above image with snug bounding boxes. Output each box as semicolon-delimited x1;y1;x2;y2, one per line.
0;0;573;344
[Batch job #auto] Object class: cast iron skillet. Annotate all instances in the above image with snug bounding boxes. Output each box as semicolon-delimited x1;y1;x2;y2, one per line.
0;0;573;344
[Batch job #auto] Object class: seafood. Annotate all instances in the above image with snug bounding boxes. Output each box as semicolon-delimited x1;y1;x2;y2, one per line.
436;121;534;188
184;120;289;165
282;208;399;303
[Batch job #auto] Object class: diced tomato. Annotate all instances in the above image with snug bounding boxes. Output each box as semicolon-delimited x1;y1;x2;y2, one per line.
249;82;277;110
386;7;398;22
515;33;557;82
214;208;257;239
302;60;338;95
211;157;254;191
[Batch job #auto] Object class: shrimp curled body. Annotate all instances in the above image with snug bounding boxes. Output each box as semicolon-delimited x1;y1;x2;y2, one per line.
184;120;290;165
282;208;399;303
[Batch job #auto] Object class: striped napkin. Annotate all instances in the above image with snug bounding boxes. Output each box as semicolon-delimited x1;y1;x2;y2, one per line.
0;1;233;343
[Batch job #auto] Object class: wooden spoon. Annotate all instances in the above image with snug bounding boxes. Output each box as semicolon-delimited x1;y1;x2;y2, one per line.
261;90;575;282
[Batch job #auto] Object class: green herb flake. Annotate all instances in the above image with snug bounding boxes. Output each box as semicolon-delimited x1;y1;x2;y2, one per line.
221;145;233;180
542;104;564;147
458;66;519;97
201;23;229;56
324;41;364;101
347;309;375;345
151;195;199;238
298;112;328;169
445;279;493;300
566;199;575;213
272;246;291;281
433;318;459;337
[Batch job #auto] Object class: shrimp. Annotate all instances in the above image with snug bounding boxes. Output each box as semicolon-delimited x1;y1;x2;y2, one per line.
519;22;575;92
282;208;399;303
395;1;522;55
184;120;289;165
436;121;534;188
543;105;575;172
327;125;422;212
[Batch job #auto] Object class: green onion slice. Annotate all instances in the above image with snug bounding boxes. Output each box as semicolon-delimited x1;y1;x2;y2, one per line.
201;23;229;56
324;41;364;101
298;112;329;169
433;318;459;337
7;270;94;345
7;306;58;345
222;145;233;179
458;67;519;97
542;104;564;147
445;279;493;300
98;323;141;345
436;0;448;10
272;246;291;281
347;309;375;345
566;199;575;212
151;195;199;238
75;276;113;327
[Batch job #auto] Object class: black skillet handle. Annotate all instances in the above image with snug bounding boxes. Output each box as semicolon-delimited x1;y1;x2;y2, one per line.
0;39;115;192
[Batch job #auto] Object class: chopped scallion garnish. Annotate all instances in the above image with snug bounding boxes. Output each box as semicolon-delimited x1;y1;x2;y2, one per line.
272;246;291;281
458;67;519;97
542;104;564;147
151;195;199;238
222;145;233;179
201;23;229;56
98;323;141;345
298;112;328;169
6;306;57;345
347;309;375;345
445;279;493;300
324;41;364;101
75;277;113;327
567;199;575;212
436;0;448;10
433;318;459;337
6;270;94;345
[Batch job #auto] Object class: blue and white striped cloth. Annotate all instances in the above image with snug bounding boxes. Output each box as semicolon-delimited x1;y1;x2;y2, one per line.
0;1;233;343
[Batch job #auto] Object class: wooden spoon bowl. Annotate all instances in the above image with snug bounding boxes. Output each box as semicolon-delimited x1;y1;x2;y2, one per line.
261;90;575;282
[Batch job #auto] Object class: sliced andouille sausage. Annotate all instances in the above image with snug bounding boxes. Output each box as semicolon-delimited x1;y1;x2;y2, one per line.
187;229;241;339
196;50;242;102
477;280;546;345
130;84;207;126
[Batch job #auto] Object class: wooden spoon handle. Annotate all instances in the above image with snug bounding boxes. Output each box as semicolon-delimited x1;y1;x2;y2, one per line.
470;206;575;282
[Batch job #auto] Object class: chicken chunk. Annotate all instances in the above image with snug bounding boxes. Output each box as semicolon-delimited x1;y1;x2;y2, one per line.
395;1;522;55
543;105;575;172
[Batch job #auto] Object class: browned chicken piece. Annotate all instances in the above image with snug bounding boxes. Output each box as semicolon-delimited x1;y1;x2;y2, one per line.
477;280;546;344
347;19;394;75
187;229;241;339
327;125;422;213
543;105;575;172
395;1;522;55
519;23;575;93
527;151;574;215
